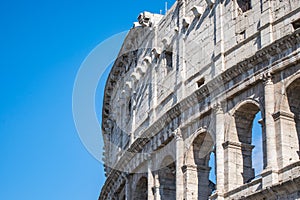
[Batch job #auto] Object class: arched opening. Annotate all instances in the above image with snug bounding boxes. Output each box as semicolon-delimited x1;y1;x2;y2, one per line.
208;151;216;194
160;50;173;75
234;102;263;183
133;177;148;200
252;111;263;177
184;131;214;200
158;156;176;200
287;78;300;158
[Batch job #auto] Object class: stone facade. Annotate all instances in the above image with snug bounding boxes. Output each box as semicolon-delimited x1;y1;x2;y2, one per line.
100;0;300;199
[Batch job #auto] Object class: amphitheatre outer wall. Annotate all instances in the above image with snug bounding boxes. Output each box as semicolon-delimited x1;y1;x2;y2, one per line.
100;0;300;199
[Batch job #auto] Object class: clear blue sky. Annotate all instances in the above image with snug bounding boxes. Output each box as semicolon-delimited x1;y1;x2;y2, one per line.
0;0;175;200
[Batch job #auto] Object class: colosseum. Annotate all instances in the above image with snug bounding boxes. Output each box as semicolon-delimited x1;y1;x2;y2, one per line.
99;0;300;199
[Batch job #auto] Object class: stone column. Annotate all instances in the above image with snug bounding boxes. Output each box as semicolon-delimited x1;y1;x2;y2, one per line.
174;128;184;200
197;165;211;200
273;111;299;168
223;141;243;191
153;171;160;200
214;104;225;198
261;73;278;187
147;155;155;200
182;164;198;200
182;164;211;200
258;118;267;169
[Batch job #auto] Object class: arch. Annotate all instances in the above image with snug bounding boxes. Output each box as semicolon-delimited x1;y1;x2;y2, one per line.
285;71;300;91
158;156;176;200
234;102;261;183
230;99;261;116
184;131;215;200
133;177;148;200
184;127;208;153
187;131;214;166
225;100;264;190
286;77;300;158
227;99;262;142
275;72;300;112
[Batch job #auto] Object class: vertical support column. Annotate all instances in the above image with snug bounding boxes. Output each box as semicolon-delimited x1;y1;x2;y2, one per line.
153;172;160;200
214;104;225;199
182;165;198;199
147;156;155;200
258;118;267;169
223;142;244;191
174;128;184;200
197;166;211;200
261;73;278;187
182;163;211;200
273;111;299;168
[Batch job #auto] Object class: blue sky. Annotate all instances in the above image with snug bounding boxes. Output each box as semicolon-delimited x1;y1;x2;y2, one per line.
0;0;175;199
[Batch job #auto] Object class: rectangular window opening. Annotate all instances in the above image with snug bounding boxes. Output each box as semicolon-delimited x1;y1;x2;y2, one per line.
197;78;205;88
292;19;300;30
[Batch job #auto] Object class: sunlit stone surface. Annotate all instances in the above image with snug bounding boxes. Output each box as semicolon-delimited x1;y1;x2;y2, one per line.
100;0;300;199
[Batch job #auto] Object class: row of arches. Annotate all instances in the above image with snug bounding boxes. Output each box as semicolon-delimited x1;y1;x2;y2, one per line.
128;76;299;199
224;76;300;190
132;133;216;200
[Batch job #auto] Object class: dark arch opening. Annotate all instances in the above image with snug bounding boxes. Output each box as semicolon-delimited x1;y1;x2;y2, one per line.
192;132;214;199
234;103;263;183
287;78;300;158
158;156;176;200
133;177;148;200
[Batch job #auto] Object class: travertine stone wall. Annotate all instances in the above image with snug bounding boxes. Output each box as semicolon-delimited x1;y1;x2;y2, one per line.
100;0;300;199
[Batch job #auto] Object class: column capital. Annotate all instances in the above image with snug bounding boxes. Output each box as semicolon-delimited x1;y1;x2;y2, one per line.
173;128;183;141
262;71;273;85
213;103;224;114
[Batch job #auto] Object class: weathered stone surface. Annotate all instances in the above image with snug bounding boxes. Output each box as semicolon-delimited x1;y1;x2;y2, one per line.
100;0;300;199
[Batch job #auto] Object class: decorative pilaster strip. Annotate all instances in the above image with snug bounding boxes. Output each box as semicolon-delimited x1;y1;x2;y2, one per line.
213;103;225;196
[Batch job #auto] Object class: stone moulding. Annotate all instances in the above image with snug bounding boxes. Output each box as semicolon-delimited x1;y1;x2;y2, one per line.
99;28;300;200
